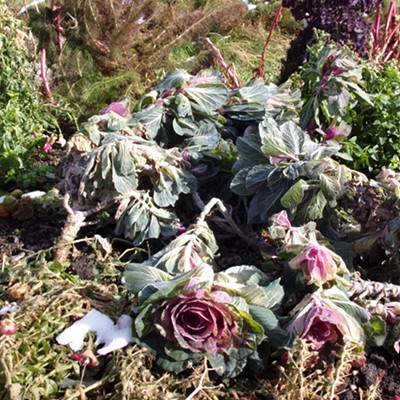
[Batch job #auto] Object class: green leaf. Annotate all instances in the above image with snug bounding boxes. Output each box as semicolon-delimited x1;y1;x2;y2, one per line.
307;190;327;220
175;93;193;118
155;69;191;92
184;83;229;113
135;106;163;139
364;315;387;347
263;279;285;311
319;173;342;200
281;179;307;211
249;305;289;347
124;265;172;295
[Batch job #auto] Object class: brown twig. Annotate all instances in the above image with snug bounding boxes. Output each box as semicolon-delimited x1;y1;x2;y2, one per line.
253;2;283;79
204;37;240;88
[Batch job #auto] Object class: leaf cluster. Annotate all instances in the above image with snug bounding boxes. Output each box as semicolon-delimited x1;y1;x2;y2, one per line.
65;111;197;245
124;221;286;377
231;116;351;223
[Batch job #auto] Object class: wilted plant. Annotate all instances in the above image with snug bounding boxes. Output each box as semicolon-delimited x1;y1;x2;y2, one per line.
56;108;197;262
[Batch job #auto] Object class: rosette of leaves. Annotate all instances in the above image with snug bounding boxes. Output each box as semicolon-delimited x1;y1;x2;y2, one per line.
230;116;352;224
63;111;197;246
124;263;286;377
288;286;387;350
133;69;229;148
299;41;372;133
223;78;302;131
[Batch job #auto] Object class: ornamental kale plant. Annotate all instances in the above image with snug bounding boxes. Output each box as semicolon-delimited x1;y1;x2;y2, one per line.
124;262;285;377
56;108;197;262
287;288;368;350
298;40;372;133
134;69;229;145
230;116;353;224
268;211;350;287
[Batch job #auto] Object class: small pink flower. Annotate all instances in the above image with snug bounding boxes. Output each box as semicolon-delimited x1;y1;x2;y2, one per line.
289;242;337;284
270;211;292;230
43;142;52;152
0;319;17;335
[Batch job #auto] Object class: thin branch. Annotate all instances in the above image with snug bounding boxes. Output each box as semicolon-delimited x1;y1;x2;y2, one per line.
185;358;209;400
193;194;263;251
40;48;55;104
204;37;240;89
253;2;283;79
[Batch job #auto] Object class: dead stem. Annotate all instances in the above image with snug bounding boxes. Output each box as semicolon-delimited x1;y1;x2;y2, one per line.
185;358;209;400
54;193;116;263
349;277;400;300
193;194;263;251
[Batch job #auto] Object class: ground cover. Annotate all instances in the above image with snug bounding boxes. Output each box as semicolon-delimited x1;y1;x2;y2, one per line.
1;1;400;399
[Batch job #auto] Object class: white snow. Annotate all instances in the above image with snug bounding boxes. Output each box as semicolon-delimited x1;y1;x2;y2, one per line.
0;302;19;315
22;191;46;199
56;309;134;355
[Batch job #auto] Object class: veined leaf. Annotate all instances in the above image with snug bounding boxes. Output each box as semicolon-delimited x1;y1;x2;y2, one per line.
155;69;191;93
183;83;229;113
234;133;269;168
281;179;307;211
263;279;284;311
307;190;327;220
175;93;192;118
124;265;172;295
135;105;163;139
319;173;342;200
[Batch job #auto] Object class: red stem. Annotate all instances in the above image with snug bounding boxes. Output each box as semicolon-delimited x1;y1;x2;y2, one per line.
254;2;283;79
41;48;55;104
373;4;381;51
204;37;240;89
384;0;396;40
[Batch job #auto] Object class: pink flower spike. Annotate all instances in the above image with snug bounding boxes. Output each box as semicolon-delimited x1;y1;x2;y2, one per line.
0;319;17;335
43;142;52;153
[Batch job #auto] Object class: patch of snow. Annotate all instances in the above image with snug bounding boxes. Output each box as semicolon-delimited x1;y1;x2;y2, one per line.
0;302;19;315
56;309;134;355
22;191;46;199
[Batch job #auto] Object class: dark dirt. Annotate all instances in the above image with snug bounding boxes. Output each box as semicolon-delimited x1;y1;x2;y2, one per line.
341;349;400;400
0;214;64;257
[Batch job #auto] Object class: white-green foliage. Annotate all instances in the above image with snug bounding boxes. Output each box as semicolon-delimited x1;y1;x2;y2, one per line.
66;112;197;245
231;116;352;223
